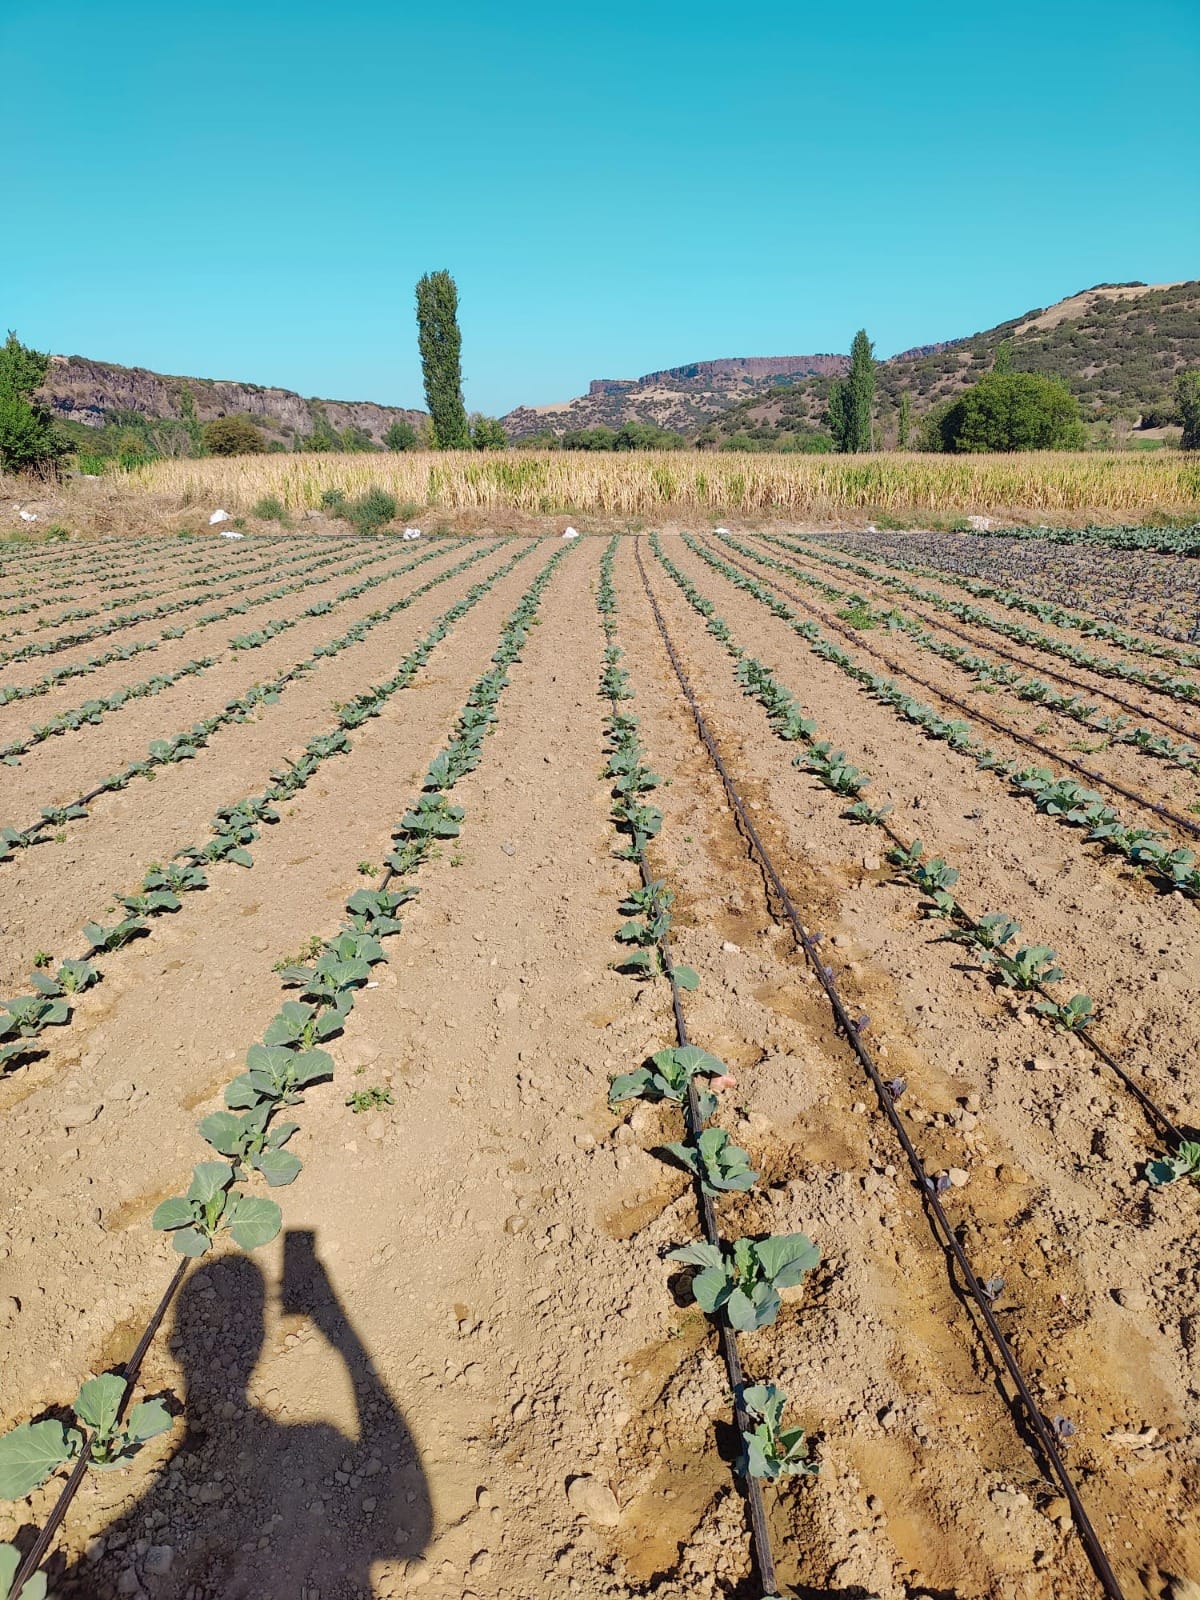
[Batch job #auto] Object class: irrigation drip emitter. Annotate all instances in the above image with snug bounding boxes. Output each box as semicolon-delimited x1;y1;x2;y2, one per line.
633;536;1129;1600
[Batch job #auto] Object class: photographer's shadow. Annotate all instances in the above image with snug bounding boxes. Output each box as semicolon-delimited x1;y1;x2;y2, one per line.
59;1230;431;1598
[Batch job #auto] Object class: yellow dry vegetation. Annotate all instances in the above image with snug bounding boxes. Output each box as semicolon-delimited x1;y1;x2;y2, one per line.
130;449;1200;519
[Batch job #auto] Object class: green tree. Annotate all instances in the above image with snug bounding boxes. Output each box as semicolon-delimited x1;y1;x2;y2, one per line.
385;419;419;452
179;386;205;454
897;391;912;450
0;331;70;474
1177;371;1200;451
416;270;470;449
470;414;507;450
339;424;377;452
201;415;266;456
302;402;340;452
827;329;875;452
993;339;1014;375
926;372;1085;453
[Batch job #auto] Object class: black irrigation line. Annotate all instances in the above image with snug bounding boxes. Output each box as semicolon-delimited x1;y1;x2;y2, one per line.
701;545;1188;1149
9;1258;189;1600
5;547;559;1599
755;535;1200;750
712;540;1200;845
633;537;1128;1600
600;601;779;1597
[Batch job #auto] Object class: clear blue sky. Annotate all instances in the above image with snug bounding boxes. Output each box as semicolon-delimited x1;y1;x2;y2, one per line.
5;0;1198;416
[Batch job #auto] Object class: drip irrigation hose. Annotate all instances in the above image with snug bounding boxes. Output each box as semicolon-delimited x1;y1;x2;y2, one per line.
601;604;780;1596
702;542;1189;1147
634;537;1128;1600
755;535;1200;748
9;1259;190;1600
709;540;1200;844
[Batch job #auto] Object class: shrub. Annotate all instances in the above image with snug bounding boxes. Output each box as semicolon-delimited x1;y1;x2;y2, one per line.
252;495;288;522
470;415;507;451
385;420;419;452
346;487;397;533
926;372;1085;453
201;415;266;456
320;486;346;510
1178;371;1200;451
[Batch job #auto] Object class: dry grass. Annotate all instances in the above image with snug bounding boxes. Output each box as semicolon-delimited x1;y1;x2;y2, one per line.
129;449;1200;521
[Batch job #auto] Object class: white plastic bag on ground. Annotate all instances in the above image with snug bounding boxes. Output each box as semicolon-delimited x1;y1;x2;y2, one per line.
562;526;579;539
18;510;37;522
209;509;231;525
402;528;422;541
220;530;245;540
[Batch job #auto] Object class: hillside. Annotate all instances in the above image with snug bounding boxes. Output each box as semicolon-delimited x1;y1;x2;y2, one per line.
37;354;425;450
500;353;848;441
700;281;1200;448
499;281;1199;446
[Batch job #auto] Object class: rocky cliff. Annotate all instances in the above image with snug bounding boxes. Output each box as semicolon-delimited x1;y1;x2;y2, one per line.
39;355;425;447
502;353;849;441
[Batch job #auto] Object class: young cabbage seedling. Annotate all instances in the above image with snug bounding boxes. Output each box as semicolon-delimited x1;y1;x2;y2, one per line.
1033;993;1095;1031
1146;1139;1200;1187
0;1542;47;1600
198;1105;301;1187
224;1042;335;1111
992;945;1064;990
152;1162;282;1257
667;1233;819;1332
659;1126;759;1194
736;1383;818;1480
0;1374;171;1501
610;1045;733;1124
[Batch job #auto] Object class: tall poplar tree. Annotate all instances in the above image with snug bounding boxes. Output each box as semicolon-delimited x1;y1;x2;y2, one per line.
827;329;875;452
897;391;912;450
415;270;470;449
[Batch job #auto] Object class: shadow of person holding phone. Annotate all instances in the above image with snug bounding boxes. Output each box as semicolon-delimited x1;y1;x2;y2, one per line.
56;1230;432;1599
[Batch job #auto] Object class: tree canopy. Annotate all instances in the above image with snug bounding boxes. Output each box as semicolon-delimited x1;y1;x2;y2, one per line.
921;371;1085;452
0;331;70;474
201;415;267;456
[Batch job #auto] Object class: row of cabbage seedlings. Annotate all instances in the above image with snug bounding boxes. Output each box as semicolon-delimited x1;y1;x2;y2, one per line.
806;530;1200;673
0;534;321;641
0;534;384;667
0;541;504;861
596;537;820;1575
698;534;1200;902
0;538;401;703
4;530;340;624
0;529;254;596
0;542;572;1600
0;540;457;762
0;544;538;1074
766;533;1200;708
731;537;1200;784
651;536;1200;1190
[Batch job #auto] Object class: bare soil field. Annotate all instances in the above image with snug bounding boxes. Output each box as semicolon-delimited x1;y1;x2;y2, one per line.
0;525;1197;1600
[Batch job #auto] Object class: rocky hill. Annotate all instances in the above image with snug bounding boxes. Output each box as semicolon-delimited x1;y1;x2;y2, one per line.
501;281;1198;445
38;355;425;448
501;354;848;441
700;281;1200;448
